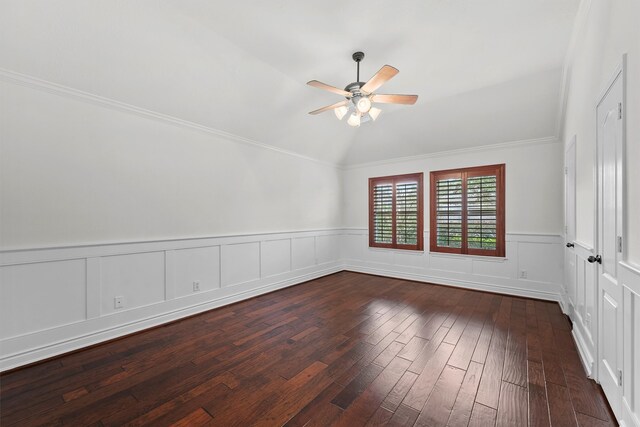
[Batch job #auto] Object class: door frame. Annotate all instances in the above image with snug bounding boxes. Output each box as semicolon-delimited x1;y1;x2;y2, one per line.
594;54;627;389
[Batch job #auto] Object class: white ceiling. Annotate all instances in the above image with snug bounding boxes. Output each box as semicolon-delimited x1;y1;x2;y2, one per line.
0;1;580;165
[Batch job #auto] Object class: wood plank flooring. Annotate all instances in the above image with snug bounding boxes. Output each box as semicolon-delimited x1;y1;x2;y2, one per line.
0;271;617;426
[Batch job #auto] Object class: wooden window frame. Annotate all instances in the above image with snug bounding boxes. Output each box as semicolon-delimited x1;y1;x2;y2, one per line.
430;164;505;257
369;173;424;251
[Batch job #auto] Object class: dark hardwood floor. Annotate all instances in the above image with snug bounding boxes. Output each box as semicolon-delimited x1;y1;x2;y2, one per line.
0;271;617;426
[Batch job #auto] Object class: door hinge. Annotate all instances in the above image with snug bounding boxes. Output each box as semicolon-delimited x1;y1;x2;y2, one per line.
564;166;568;174
618;369;623;386
617;236;623;253
618;102;623;119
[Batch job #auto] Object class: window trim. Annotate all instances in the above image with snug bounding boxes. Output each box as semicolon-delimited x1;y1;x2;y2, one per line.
369;172;424;251
429;164;505;257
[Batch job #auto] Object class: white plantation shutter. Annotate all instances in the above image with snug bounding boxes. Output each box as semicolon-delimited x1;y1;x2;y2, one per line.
430;165;504;257
369;173;423;250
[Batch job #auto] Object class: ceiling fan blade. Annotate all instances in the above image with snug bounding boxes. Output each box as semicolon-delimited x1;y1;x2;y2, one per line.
308;100;350;115
360;65;399;94
371;94;418;105
307;80;351;97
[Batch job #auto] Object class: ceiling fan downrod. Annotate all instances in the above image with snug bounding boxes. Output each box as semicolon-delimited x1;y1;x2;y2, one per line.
352;51;364;83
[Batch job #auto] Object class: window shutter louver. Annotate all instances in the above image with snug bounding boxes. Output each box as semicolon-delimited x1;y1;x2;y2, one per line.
372;183;393;244
466;175;497;251
396;182;419;245
369;173;423;250
435;177;463;249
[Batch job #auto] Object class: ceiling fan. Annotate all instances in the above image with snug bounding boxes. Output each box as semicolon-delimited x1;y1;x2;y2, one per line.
307;51;418;127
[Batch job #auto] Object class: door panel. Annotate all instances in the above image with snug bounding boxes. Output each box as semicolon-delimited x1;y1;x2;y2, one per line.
601;112;618;276
601;291;618;383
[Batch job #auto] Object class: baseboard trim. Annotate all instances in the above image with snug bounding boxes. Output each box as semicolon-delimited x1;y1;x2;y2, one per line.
0;265;342;372
558;289;570;315
572;327;595;378
622;396;640;427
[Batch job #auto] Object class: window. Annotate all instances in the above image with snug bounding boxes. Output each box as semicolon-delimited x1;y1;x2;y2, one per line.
369;173;424;250
430;164;505;257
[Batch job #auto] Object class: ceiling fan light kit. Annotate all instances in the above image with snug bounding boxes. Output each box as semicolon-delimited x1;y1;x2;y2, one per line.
347;112;361;127
334;105;349;120
307;51;418;127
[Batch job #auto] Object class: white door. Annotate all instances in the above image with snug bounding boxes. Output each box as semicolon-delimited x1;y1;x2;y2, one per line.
596;64;625;418
565;137;577;310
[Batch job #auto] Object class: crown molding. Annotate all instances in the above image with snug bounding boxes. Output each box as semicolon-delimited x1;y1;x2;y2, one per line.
0;68;339;169
341;136;559;170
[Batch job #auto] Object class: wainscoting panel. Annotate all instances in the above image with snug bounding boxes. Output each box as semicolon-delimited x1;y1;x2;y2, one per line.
100;252;166;315
316;234;340;265
173;246;221;298
0;230;343;371
260;239;291;278
518;240;563;284
221;242;260;287
0;259;87;340
291;237;316;270
341;232;364;262
430;253;473;275
620;262;640;427
471;254;517;279
393;249;427;269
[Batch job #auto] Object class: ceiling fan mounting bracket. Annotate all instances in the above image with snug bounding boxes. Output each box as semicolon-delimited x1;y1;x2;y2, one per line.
352;51;365;62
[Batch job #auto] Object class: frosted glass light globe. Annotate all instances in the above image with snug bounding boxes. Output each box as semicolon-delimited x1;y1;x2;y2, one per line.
347;112;361;127
355;96;372;113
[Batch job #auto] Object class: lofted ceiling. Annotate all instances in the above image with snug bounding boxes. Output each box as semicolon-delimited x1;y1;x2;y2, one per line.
0;1;580;165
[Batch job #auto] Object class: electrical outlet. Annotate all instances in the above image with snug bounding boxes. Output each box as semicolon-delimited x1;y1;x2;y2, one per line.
519;270;527;279
193;281;201;292
114;296;124;309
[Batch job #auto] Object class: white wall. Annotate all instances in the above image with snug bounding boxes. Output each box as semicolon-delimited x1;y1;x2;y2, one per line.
562;0;640;265
0;79;342;250
343;139;564;235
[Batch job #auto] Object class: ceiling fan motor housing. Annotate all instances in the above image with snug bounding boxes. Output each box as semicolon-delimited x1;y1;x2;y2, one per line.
345;81;366;97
